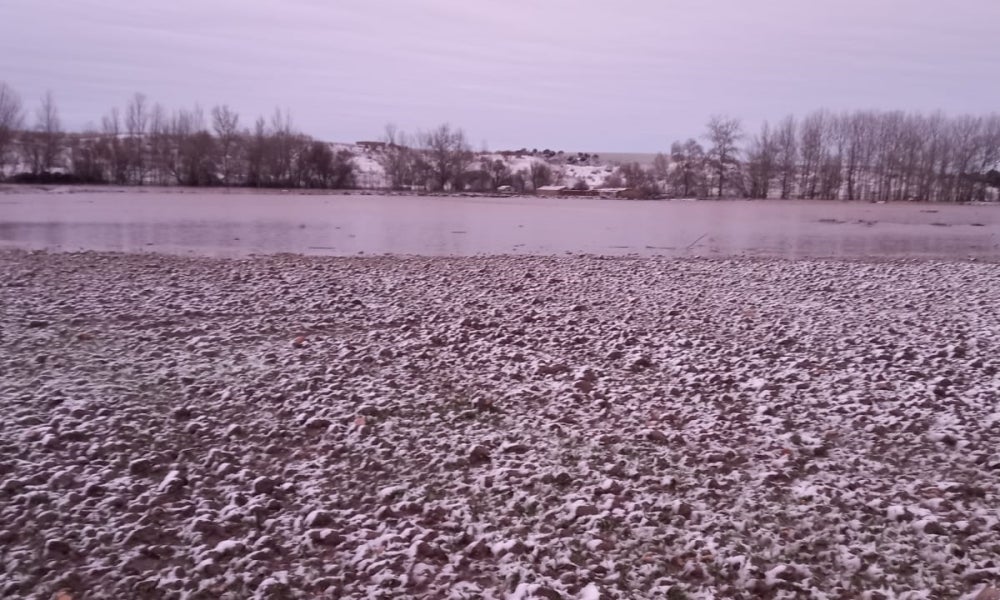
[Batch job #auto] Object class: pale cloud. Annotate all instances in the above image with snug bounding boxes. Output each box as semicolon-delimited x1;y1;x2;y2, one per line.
1;0;998;151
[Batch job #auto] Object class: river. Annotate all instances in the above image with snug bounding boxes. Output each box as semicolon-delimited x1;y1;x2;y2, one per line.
1;188;997;258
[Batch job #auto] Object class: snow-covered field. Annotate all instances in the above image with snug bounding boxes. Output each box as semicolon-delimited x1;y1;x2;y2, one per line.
1;250;999;599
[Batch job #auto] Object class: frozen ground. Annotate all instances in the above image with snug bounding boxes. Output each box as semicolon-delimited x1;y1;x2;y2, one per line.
1;250;999;599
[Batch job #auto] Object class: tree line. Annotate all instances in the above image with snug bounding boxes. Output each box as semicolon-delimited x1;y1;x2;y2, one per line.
0;81;998;201
647;112;1000;202
375;123;561;193
0;84;356;189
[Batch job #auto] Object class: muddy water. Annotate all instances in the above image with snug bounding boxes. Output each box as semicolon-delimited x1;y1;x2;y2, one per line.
0;190;997;258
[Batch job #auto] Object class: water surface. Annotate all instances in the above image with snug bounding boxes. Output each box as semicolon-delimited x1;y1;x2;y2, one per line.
0;189;997;258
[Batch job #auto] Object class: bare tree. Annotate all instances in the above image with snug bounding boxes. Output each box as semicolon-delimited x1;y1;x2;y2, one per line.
704;115;742;197
873;111;903;201
668;139;707;198
183;131;217;186
774;116;797;199
377;123;416;189
652;152;670;186
601;170;624;188
483;157;512;190
39;91;63;172
333;149;358;189
895;113;924;201
797;110;828;199
23;91;63;174
977;114;1000;201
949;115;984;203
68;128;104;183
618;162;659;197
268;108;294;186
298;140;331;188
511;168;529;193
842;111;867;201
125;93;148;137
148;103;170;185
246;116;268;187
125;93;148;184
0;82;25;178
101;107;128;184
818;116;844;199
528;160;553;191
916;111;946;202
166;105;212;186
211;104;241;186
419;123;472;191
745;121;779;198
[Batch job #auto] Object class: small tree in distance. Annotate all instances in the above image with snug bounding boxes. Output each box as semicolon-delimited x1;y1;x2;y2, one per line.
419;123;472;191
602;171;624;188
705;115;742;198
529;161;553;190
775;116;798;199
378;123;416;189
125;93;149;184
668;139;707;198
23;91;63;175
211;104;241;186
746;121;779;198
618;162;660;198
484;158;512;190
0;82;24;179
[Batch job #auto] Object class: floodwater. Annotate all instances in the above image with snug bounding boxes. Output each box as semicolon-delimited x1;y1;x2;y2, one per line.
0;188;998;259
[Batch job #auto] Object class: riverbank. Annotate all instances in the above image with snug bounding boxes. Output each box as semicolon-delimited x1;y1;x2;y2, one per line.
0;183;507;198
1;250;999;599
3;182;1000;204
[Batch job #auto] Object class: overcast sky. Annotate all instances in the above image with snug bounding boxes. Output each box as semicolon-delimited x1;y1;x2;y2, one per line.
2;0;998;152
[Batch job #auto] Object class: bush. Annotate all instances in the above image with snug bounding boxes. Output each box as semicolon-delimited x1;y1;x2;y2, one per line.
9;171;105;185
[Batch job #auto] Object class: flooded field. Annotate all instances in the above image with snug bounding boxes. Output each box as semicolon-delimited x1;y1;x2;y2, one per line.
0;188;997;258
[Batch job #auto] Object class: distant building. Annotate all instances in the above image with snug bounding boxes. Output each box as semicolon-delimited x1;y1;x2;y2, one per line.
356;141;387;152
596;187;633;199
536;185;568;196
